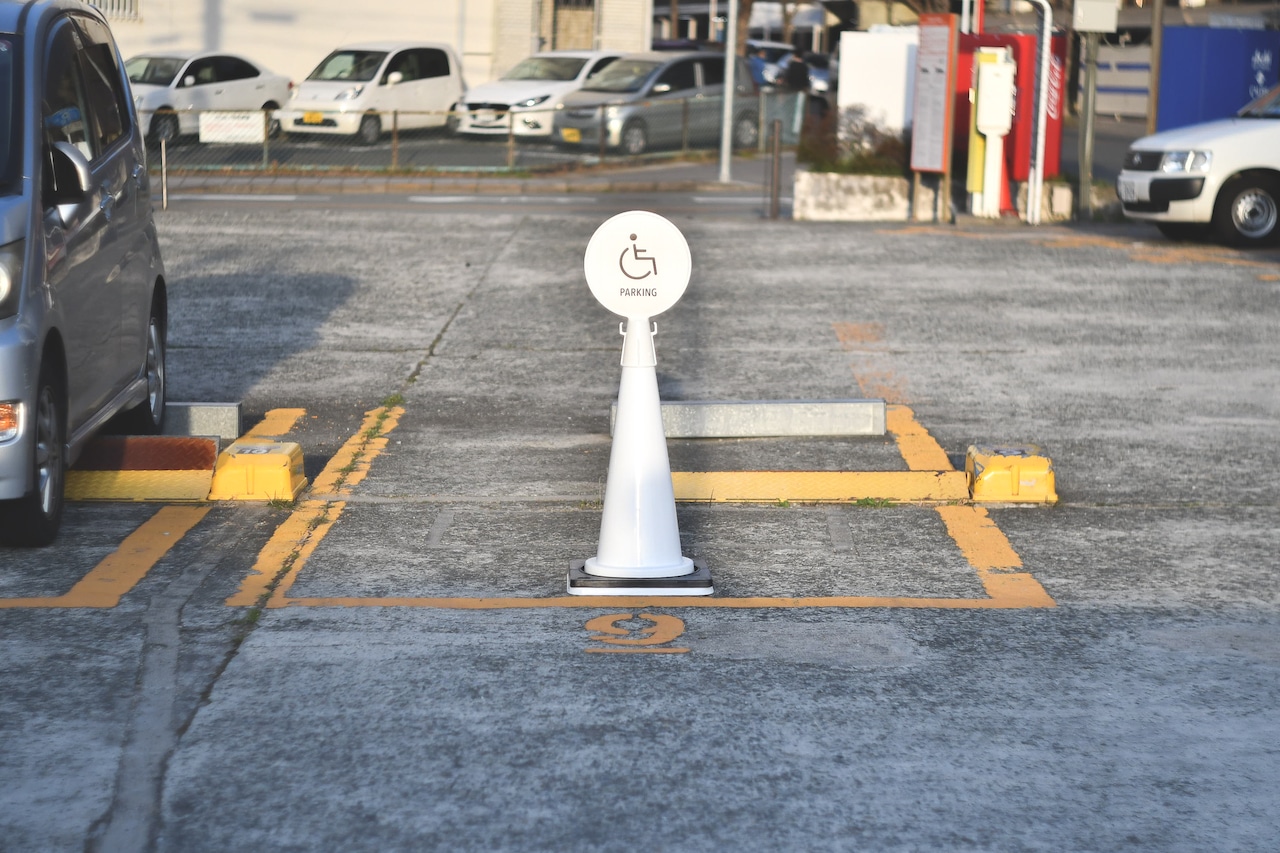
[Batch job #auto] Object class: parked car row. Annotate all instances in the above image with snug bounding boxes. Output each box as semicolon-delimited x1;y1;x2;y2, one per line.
123;40;789;155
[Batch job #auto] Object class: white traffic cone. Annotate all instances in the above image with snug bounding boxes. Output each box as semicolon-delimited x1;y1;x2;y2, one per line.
569;210;711;595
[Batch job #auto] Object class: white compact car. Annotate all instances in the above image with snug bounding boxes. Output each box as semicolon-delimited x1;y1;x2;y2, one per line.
453;50;619;138
281;42;463;145
1117;84;1280;246
125;51;292;144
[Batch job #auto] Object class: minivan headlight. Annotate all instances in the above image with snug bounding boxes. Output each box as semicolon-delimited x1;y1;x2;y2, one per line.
335;86;364;101
1160;150;1212;174
0;240;24;319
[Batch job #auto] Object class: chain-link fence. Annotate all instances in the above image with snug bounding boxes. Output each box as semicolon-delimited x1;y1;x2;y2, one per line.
148;91;811;178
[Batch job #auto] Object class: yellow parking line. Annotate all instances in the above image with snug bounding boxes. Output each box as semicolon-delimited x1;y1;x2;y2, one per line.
245;408;306;438
672;470;968;502
271;593;1049;609
886;404;954;472
233;393;1055;610
0;505;210;609
226;405;402;607
935;504;1055;608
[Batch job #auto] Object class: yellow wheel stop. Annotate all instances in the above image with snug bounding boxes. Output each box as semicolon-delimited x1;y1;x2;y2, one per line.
966;444;1057;504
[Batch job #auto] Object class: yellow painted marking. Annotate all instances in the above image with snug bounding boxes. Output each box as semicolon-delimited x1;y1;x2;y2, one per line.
832;322;885;348
65;469;213;501
268;593;1051;609
883;227;1279;274
0;506;210;609
886;404;954;472
586;612;685;645
245;408;306;438
585;612;690;653
935;504;1056;608
672;470;968;502
585;647;691;654
226;405;402;607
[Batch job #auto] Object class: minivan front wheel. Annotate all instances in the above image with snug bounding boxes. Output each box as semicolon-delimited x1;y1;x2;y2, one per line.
620;121;647;156
1213;174;1280;247
118;295;167;434
356;113;381;146
0;363;66;547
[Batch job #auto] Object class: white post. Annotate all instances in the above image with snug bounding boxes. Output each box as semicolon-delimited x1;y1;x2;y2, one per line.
719;0;740;183
1027;0;1053;226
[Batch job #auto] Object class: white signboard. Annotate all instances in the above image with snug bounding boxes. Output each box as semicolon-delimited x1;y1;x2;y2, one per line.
584;211;691;321
910;14;957;174
198;111;267;144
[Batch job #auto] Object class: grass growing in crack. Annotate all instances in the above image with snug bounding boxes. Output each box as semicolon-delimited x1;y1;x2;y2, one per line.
853;497;892;508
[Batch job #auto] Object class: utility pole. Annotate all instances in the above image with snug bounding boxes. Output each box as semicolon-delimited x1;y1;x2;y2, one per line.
1147;0;1165;135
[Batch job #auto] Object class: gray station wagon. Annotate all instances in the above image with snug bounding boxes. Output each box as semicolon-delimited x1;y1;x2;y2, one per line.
0;0;167;546
553;51;758;155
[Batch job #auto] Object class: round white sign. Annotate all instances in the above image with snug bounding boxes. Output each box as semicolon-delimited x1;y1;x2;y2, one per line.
584;210;691;319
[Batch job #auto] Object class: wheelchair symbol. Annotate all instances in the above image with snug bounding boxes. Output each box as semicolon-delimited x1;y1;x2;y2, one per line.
619;233;658;280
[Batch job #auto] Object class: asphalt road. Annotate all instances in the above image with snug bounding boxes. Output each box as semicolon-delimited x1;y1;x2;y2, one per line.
2;194;1278;852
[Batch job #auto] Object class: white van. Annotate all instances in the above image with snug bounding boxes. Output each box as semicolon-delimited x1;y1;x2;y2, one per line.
1117;83;1280;246
279;42;463;145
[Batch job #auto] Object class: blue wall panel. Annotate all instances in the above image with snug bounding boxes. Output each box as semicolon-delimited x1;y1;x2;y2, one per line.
1157;27;1280;131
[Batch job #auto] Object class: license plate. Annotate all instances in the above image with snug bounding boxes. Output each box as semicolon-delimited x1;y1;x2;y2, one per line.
302;111;324;125
1117;177;1137;203
561;127;581;143
475;110;495;123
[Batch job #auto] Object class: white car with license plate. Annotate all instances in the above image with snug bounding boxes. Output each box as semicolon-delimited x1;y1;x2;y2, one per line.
280;42;463;145
126;51;292;144
453;50;620;138
1117;83;1280;246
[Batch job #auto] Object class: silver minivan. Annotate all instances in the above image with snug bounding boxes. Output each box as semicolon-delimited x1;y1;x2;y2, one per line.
553;51;758;155
0;0;167;546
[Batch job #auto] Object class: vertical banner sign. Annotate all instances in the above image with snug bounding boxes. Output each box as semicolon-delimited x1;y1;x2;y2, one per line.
910;14;959;174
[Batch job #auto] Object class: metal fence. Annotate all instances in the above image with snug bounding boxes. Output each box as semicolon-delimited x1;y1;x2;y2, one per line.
147;91;810;178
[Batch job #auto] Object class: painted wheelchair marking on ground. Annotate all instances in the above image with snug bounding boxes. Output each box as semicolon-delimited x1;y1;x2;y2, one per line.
238;399;1055;610
584;613;690;654
0;506;210;609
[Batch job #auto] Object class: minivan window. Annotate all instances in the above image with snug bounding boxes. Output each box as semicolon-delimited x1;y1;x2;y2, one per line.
126;55;183;86
308;50;387;83
0;37;17;195
582;59;660;93
655;59;697;93
42;24;93;160
700;56;724;86
74;15;128;150
417;48;450;79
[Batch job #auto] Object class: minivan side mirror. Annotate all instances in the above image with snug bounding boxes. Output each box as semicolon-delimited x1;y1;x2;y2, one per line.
182;75;195;88
46;141;93;223
651;82;672;94
385;71;403;86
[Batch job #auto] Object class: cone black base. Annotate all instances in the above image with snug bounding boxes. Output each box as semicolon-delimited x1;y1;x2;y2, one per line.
567;559;713;596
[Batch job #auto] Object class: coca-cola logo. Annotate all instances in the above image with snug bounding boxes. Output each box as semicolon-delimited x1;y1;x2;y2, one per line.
1046;54;1064;121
